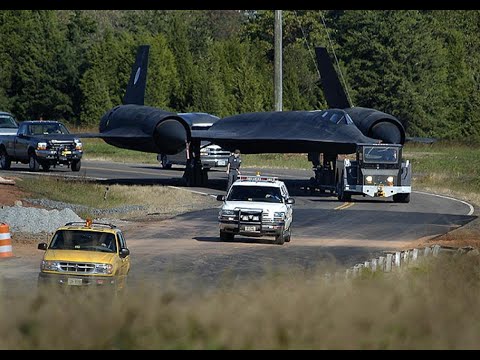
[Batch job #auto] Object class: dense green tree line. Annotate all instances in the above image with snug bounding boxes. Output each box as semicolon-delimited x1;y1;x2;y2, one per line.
0;10;479;140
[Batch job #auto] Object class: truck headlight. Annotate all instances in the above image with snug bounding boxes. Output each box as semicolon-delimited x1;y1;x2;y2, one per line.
274;212;285;219
94;263;114;274
220;209;235;216
41;260;60;271
74;139;83;150
37;142;47;150
387;176;394;185
365;176;373;184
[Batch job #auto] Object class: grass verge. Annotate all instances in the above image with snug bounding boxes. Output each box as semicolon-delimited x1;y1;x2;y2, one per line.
2;254;480;349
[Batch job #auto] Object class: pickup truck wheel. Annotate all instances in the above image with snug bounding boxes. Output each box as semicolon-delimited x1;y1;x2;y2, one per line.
41;163;50;171
284;227;291;242
274;230;285;245
29;153;40;172
0;149;11;170
71;159;81;172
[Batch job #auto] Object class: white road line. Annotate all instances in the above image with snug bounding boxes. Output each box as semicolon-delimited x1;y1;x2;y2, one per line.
167;185;218;198
413;190;475;216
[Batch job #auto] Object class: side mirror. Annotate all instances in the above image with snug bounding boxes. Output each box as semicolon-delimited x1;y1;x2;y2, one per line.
37;243;47;250
286;198;295;205
119;248;130;258
216;195;225;201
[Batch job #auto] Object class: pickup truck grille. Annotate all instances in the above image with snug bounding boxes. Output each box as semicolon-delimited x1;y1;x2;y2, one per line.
59;262;95;273
50;142;75;151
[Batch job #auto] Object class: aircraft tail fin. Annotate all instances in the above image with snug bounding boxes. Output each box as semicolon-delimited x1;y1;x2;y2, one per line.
315;47;351;109
123;45;150;105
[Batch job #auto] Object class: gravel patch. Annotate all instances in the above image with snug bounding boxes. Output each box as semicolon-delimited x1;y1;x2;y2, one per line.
26;198;147;217
0;204;83;234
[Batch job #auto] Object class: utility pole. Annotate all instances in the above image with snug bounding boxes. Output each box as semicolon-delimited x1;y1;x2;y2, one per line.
274;10;283;111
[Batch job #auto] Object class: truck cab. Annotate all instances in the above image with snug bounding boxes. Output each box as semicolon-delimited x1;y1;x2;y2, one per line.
309;143;411;203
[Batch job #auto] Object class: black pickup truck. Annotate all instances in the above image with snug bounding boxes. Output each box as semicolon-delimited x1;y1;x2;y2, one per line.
0;120;83;172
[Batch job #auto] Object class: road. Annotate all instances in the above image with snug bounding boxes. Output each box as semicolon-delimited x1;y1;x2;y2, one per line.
0;160;476;292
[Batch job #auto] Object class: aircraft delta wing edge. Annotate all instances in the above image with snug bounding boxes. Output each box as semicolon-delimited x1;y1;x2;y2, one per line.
77;45;407;187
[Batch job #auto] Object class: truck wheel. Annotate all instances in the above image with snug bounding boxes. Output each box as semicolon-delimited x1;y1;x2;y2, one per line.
393;193;410;203
284;227;291;243
0;149;11;170
71;159;81;172
274;231;285;245
29;153;40;172
220;230;234;241
41;163;50;171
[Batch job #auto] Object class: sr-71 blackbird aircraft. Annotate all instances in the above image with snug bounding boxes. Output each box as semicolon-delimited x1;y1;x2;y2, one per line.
79;45;407;186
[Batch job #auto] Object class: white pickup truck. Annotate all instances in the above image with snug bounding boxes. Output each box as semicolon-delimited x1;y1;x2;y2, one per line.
216;175;295;245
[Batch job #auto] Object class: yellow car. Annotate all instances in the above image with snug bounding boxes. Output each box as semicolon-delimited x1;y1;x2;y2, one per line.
37;219;131;291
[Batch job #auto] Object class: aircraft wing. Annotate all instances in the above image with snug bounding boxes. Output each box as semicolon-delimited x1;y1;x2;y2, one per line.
192;109;380;154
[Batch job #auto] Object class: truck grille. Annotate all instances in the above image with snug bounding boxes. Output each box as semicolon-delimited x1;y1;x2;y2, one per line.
50;143;75;151
59;262;95;273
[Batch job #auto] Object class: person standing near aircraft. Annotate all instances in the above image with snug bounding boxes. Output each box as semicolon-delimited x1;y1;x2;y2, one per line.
226;149;241;191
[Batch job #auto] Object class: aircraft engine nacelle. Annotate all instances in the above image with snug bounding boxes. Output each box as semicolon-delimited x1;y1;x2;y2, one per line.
345;107;405;145
99;104;190;155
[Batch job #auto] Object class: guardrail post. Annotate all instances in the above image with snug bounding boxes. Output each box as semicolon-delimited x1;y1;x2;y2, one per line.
432;245;441;257
424;246;431;257
412;248;419;261
371;258;377;272
385;253;393;272
364;261;370;269
395;251;402;267
378;256;385;271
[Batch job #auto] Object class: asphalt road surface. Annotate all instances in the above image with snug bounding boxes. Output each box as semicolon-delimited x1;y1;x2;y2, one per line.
0;160;476;292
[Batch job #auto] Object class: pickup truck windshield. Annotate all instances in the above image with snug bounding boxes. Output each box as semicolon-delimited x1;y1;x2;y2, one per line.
227;186;283;203
28;123;70;135
0;115;18;128
49;230;117;253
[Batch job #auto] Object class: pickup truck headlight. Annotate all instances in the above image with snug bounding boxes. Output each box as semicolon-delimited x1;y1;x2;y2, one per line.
37;142;48;150
274;212;285;219
220;209;236;216
387;176;394;185
74;139;83;151
365;176;373;184
41;260;60;271
94;263;114;275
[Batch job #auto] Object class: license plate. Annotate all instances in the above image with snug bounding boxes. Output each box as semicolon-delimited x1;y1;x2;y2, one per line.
218;160;226;166
62;150;71;156
67;278;82;286
244;226;257;231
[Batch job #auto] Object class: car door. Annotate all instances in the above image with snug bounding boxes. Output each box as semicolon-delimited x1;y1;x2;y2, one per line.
14;123;30;160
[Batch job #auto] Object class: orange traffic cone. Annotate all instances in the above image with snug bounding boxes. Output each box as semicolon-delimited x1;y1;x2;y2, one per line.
0;223;13;258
